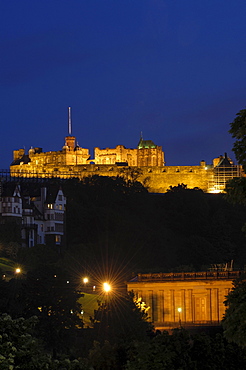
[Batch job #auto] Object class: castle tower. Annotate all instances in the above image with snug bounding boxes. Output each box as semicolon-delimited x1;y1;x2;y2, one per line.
64;107;75;150
65;136;76;150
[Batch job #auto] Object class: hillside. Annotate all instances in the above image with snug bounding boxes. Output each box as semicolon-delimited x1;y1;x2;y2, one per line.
62;177;246;278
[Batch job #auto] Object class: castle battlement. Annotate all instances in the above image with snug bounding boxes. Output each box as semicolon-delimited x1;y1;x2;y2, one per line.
10;133;242;193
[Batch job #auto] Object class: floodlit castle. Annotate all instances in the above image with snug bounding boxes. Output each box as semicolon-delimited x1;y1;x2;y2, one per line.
9;109;242;193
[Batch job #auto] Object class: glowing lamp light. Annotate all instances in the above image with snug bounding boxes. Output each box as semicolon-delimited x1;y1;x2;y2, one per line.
103;282;111;292
83;277;89;284
15;268;21;274
177;307;182;313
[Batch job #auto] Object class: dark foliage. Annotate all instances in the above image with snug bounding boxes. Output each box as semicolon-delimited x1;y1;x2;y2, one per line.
91;292;153;344
1;265;83;357
223;275;246;348
126;329;246;370
229;107;246;171
63;177;246;274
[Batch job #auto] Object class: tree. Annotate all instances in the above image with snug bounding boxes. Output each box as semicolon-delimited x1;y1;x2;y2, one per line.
126;329;194;370
223;275;246;348
225;177;246;205
91;292;153;344
6;265;83;357
0;314;51;369
87;292;154;369
229;108;246;171
126;329;246;370
0;314;90;369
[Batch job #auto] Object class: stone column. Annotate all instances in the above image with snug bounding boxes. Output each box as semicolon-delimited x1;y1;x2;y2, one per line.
181;289;186;323
158;290;164;323
206;288;212;322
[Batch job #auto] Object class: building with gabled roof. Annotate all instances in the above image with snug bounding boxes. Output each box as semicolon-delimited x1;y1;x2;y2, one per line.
0;182;66;248
0;183;22;223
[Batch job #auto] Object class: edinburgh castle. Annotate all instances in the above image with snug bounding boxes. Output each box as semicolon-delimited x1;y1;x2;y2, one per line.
9;110;242;193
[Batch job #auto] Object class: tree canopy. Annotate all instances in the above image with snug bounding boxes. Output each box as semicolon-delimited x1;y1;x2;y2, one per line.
223;275;246;348
229;108;246;171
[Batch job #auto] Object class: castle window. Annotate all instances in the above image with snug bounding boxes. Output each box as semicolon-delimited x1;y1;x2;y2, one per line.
189;169;193;172
176;168;180;172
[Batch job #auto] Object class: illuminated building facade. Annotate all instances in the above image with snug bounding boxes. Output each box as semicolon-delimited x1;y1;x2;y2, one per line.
0;183;66;248
127;271;238;330
94;137;164;166
10;132;242;193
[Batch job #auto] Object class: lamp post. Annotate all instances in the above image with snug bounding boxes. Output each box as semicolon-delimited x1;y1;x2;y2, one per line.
177;307;182;328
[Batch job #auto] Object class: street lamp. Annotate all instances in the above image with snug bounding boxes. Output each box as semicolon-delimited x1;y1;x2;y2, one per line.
83;277;89;285
103;282;111;293
15;268;21;274
103;282;111;310
177;307;182;328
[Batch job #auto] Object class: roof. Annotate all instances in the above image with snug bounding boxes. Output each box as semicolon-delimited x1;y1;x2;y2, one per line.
137;138;157;149
45;185;62;204
216;153;232;167
1;183;21;197
11;154;30;166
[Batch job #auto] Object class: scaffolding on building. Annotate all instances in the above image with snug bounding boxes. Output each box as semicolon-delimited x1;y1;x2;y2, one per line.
207;165;243;193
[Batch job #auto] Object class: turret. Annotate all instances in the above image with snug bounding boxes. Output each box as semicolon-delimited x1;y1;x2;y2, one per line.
13;149;25;161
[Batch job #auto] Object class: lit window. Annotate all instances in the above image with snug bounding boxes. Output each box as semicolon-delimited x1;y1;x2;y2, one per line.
47;204;53;209
55;235;61;244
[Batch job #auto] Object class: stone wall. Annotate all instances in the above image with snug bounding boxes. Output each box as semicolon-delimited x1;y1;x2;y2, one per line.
10;163;213;193
10;164;213;193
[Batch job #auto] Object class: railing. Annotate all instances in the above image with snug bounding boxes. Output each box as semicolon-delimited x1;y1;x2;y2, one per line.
136;271;243;282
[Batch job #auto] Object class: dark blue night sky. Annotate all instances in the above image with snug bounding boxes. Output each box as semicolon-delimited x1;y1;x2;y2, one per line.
1;0;246;168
